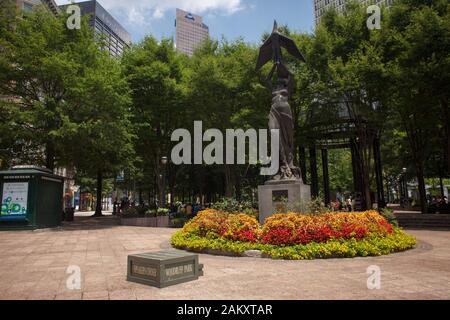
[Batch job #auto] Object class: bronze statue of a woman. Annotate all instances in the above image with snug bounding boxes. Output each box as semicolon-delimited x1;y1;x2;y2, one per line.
256;21;306;182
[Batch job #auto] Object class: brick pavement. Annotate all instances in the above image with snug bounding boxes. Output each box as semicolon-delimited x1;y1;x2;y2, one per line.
0;216;449;300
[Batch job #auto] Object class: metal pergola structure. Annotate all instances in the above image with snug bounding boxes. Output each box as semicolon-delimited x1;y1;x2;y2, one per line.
298;96;385;210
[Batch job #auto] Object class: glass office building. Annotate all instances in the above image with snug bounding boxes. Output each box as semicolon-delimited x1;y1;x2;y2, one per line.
16;0;60;16
60;0;132;57
175;8;209;57
313;0;394;24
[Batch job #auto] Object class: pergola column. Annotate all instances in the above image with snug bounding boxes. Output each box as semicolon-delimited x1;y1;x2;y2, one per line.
373;134;386;209
321;149;331;206
309;147;319;198
299;146;307;184
350;141;361;193
350;139;367;210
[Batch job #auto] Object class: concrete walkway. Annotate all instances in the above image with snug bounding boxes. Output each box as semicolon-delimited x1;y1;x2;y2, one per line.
0;216;449;300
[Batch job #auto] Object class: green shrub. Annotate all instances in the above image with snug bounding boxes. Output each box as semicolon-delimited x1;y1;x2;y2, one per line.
306;198;330;215
157;208;170;216
379;208;398;227
122;206;138;216
137;206;147;216
170;217;188;228
145;209;156;217
273;197;329;215
212;198;257;217
171;212;186;219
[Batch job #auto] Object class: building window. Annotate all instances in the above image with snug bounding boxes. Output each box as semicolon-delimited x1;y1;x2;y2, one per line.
23;2;34;13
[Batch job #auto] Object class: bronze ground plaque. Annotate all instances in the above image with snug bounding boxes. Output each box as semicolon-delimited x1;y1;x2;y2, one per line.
127;250;203;288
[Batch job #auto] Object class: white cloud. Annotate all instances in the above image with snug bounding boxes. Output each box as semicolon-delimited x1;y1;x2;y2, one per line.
152;8;164;19
127;7;146;26
56;0;245;25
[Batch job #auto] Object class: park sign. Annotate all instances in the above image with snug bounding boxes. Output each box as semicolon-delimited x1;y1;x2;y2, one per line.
127;250;203;288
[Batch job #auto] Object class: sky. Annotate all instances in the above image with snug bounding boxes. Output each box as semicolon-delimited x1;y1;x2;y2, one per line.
55;0;315;44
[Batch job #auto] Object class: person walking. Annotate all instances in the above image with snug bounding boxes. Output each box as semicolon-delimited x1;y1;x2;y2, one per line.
346;197;352;212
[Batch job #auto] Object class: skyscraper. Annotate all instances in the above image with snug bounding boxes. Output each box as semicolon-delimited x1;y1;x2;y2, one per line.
16;0;60;16
313;0;394;24
175;8;209;57
59;0;131;57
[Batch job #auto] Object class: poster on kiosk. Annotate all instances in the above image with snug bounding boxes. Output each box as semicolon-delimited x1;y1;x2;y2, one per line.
1;182;28;220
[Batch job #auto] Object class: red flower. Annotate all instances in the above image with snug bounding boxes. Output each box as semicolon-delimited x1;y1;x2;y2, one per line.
262;228;293;245
235;230;258;242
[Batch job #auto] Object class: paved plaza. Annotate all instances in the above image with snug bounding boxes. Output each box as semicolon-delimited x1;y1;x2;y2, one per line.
0;216;449;300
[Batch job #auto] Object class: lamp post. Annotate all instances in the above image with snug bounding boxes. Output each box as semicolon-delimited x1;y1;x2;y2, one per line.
112;186;117;215
160;156;168;208
384;173;390;204
401;167;409;208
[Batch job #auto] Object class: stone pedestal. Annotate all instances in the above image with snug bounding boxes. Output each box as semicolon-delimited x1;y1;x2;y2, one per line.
258;180;311;224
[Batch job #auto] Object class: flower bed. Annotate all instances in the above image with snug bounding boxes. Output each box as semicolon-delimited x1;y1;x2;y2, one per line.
171;209;416;260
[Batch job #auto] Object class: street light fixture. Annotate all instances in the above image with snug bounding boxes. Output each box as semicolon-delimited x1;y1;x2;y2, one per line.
401;167;409;208
160;156;168;208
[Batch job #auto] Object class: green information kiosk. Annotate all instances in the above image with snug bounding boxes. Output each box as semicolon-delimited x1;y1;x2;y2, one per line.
0;166;64;230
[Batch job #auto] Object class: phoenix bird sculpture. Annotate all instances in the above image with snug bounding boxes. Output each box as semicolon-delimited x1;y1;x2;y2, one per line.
256;21;306;81
256;21;306;182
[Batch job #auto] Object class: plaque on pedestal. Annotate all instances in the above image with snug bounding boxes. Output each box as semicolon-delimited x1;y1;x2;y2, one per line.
127;250;203;288
258;180;311;224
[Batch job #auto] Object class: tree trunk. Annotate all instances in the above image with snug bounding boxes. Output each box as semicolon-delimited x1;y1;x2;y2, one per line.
408;116;427;214
351;139;369;210
45;141;55;171
93;170;103;217
309;148;319;198
148;190;152;206
415;161;427;214
321;149;330;205
159;175;165;208
224;164;234;198
441;97;450;173
373;135;386;209
235;170;242;202
439;175;445;199
360;142;373;211
138;188;143;206
169;185;174;206
400;107;428;213
351;143;360;193
299;146;307;184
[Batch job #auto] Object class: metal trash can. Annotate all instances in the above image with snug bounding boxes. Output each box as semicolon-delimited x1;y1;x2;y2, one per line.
64;207;75;222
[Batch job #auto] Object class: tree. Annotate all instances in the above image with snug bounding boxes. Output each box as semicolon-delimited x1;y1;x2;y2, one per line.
186;39;267;199
397;0;450;174
61;54;134;216
122;37;186;207
0;6;101;170
380;0;450;213
303;2;391;209
0;6;135;216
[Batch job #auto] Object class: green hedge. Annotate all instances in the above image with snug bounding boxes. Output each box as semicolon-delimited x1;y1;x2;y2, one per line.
171;228;416;260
